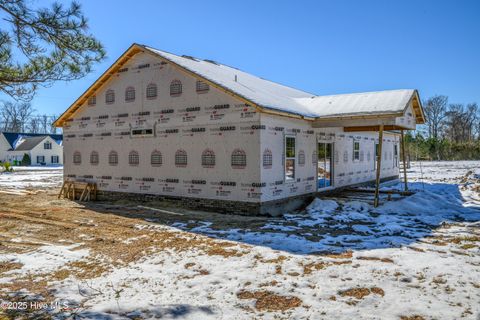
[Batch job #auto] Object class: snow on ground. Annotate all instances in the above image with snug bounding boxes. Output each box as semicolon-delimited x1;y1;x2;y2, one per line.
0;166;63;190
407;160;479;182
0;244;89;284
165;162;480;254
0;161;479;319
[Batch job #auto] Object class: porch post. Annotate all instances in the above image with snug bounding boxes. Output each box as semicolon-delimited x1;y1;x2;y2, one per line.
401;129;408;191
374;124;384;207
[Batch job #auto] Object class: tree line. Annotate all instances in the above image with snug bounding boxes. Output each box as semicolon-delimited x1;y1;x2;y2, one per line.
0;2;478;162
0;101;58;134
406;95;480;160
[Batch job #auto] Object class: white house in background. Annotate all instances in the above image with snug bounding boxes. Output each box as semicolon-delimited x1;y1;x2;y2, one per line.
53;43;425;215
0;132;63;165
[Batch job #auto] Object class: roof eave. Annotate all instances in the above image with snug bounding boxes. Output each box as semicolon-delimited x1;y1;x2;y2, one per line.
54;43;145;127
313;111;404;122
412;89;426;124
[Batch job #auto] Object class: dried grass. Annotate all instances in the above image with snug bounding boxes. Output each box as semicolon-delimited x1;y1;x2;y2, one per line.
430;240;448;246
450;236;480;244
357;256;394;263
431;276;447;285
275;265;282;274
255;293;302;311
259;280;278;287
370;287;385;297
324;251;353;259
339;286;384;299
54;260;111;280
460;243;477;249
450;249;469;256
407;246;425;252
400;316;425;320
303;262;328;275
237;290;302;311
198;269;210;276
0;261;23;274
0;191;256;300
261;255;288;264
339;287;371;299
1;274;52;301
178;268;210;280
237;290;267;300
0;192;253;265
206;247;245;258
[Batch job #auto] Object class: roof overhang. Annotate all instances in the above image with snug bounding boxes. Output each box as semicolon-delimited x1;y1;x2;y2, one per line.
312;89;424;124
312;89;425;129
410;89;425;124
54;44;144;127
344;125;410;132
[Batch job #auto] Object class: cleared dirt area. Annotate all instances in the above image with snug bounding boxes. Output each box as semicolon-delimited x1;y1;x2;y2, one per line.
0;163;479;319
0;190;254;277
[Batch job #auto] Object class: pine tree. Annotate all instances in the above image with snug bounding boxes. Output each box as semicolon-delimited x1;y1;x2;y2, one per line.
0;1;105;101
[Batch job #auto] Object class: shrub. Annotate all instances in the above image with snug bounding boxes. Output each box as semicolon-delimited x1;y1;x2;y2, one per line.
1;162;14;172
21;153;31;166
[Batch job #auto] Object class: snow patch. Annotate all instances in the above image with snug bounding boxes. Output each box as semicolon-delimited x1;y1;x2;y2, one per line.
0;244;89;280
306;198;338;214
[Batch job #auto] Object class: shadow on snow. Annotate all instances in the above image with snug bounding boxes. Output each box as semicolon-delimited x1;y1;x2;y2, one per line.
81;181;480;255
1;302;215;320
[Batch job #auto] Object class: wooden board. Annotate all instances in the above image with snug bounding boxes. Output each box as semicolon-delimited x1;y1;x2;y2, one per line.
58;181;97;202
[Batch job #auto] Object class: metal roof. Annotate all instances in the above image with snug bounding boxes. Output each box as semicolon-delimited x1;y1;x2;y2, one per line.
146;46;318;118
54;43;425;126
295;89;417;118
146;46;423;121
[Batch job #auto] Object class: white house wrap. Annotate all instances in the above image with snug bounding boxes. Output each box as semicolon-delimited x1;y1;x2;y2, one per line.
54;44;425;215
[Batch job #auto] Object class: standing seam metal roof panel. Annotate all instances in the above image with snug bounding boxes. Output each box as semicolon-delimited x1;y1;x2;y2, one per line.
145;46;419;119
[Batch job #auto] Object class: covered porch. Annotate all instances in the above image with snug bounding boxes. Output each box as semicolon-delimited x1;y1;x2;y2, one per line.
310;90;424;207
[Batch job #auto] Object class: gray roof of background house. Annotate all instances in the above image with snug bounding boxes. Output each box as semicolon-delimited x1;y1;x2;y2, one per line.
2;132;63;150
14;136;49;151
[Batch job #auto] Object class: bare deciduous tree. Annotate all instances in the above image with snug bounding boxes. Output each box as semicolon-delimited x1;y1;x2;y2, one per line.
0;101;34;132
50;115;58;134
40;114;49;134
423;95;448;139
444;103;479;142
0;101;58;133
28;117;40;133
17;102;34;132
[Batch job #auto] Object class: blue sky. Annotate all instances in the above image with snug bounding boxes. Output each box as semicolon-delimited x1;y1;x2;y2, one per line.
21;0;480;116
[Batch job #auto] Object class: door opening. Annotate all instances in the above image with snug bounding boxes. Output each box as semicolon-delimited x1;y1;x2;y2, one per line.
317;142;333;189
